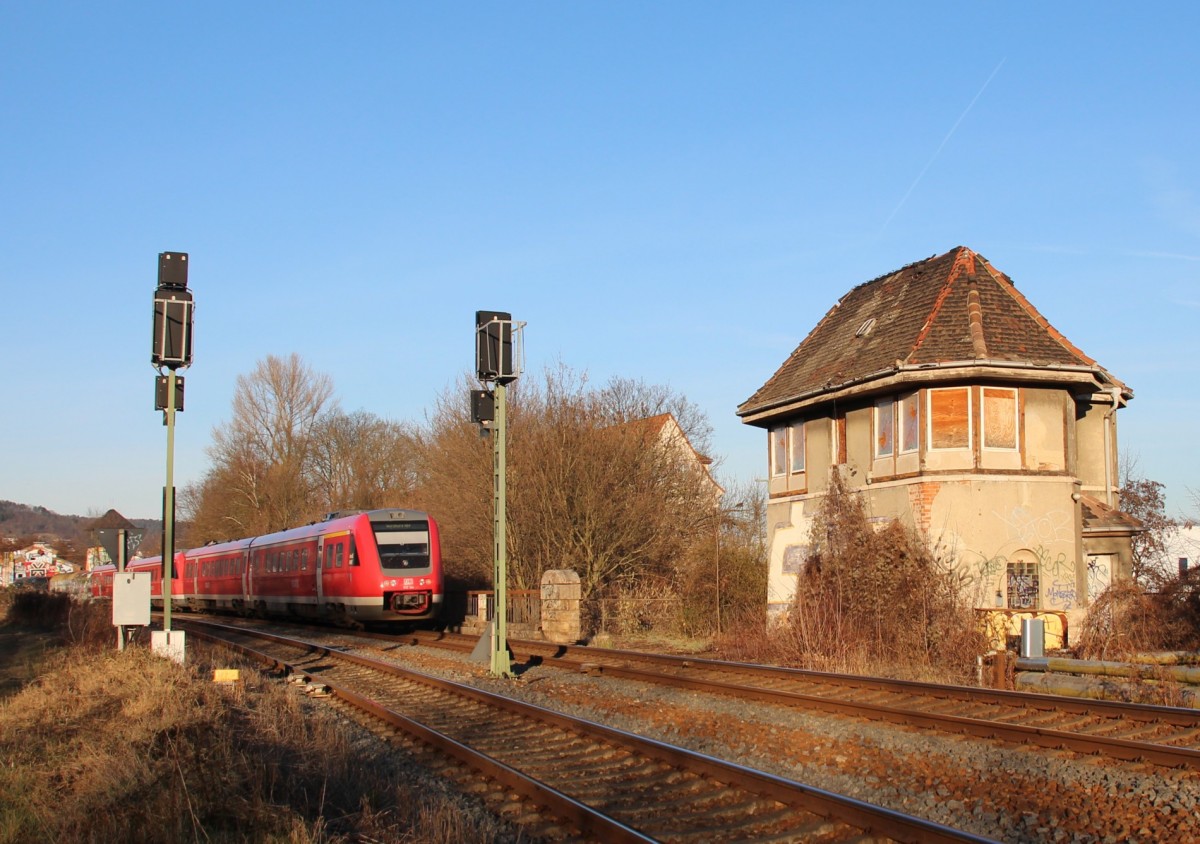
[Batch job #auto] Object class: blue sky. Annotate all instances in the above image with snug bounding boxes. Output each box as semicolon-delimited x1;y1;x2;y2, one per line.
1;4;1197;520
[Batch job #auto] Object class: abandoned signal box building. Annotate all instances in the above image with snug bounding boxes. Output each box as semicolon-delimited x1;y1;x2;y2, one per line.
737;246;1139;645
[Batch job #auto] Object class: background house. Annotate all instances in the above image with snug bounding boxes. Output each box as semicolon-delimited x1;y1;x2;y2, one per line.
624;412;724;504
8;541;72;582
738;246;1140;644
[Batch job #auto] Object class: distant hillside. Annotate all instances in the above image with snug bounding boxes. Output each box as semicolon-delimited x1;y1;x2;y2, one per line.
0;501;162;558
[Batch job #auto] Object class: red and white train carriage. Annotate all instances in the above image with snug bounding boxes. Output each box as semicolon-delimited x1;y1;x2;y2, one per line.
90;509;442;625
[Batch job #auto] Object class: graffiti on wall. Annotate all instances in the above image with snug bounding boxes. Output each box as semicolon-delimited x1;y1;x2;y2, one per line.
993;506;1073;546
1087;556;1113;602
1035;545;1077;610
965;543;1081;611
1047;581;1077;607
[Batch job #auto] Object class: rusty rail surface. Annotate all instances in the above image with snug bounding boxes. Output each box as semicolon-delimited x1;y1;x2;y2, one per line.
183;618;993;844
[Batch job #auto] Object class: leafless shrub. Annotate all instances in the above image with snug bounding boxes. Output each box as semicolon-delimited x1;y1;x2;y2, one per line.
781;472;987;682
5;588;72;629
63;596;115;649
1077;577;1200;661
1150;571;1200;650
594;581;685;638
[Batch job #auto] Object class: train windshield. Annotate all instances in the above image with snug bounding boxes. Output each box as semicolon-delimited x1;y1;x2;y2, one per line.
371;520;430;570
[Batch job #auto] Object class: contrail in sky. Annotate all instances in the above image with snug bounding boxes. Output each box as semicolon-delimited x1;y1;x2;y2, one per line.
882;58;1007;231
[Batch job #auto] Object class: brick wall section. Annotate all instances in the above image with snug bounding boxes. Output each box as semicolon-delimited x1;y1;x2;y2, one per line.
908;481;941;535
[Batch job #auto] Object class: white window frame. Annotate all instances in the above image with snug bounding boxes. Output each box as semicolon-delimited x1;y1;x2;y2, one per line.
789;420;806;473
874;397;895;458
770;426;787;477
982;386;1019;451
899;391;920;454
927;386;972;451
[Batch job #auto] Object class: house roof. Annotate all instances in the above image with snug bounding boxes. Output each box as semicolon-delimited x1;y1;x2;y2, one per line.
85;509;137;530
738;246;1130;423
623;413;717;469
1081;494;1144;535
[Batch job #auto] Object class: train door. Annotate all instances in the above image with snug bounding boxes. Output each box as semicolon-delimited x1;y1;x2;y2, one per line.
246;548;259;609
239;548;251;612
186;553;199;609
321;532;352;613
315;536;326;611
172;552;189;611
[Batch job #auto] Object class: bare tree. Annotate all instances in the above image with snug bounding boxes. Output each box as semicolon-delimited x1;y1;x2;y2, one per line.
307;410;420;514
596;376;715;460
409;377;495;586
510;367;717;599
186;354;336;541
416;366;719;619
1119;456;1185;588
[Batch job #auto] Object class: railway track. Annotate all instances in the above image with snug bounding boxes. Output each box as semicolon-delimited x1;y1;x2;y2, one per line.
183;618;994;843
368;628;1200;770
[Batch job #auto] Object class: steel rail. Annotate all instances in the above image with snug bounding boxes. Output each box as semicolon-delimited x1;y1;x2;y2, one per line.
186;625;653;843
460;630;1200;726
396;629;1200;768
185;618;995;844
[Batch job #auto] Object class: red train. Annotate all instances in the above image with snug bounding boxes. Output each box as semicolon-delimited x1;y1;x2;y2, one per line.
90;509;442;625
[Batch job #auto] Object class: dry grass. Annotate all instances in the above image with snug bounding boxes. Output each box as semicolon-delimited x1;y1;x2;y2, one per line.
0;593;523;844
712;611;975;684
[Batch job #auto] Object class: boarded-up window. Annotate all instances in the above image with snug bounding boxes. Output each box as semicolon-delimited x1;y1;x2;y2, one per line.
983;387;1018;449
1007;560;1039;609
929;387;970;449
770;427;787;477
875;398;894;457
900;392;919;453
789;420;806;473
835;416;847;464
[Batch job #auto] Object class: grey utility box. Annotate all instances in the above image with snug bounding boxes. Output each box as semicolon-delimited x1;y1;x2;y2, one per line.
113;571;152;627
1020;618;1045;658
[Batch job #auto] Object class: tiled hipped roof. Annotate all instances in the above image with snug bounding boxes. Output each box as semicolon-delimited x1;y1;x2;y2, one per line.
738;246;1127;419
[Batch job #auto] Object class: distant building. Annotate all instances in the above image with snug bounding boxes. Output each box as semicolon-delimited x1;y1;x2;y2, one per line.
10;542;71;582
738;246;1140;642
84;508;142;571
623;413;724;504
1166;527;1200;578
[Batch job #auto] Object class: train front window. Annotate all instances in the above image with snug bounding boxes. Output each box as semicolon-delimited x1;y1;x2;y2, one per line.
372;520;431;570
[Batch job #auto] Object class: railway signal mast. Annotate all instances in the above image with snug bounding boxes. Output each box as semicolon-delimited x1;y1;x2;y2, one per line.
151;251;193;662
473;311;524;678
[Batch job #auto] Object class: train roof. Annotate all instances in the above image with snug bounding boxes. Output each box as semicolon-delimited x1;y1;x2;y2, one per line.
324;508;430;523
187;536;256;558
